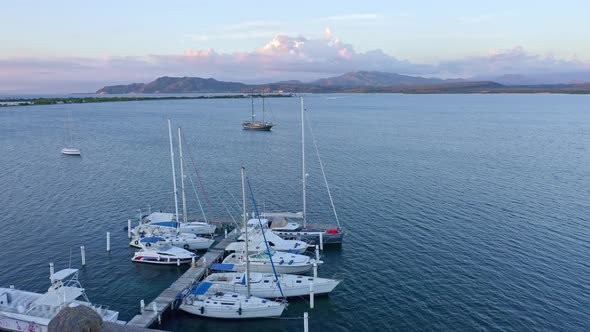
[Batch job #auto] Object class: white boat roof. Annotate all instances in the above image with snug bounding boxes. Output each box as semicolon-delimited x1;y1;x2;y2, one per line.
259;212;303;219
146;212;175;222
36;287;83;306
247;218;268;226
50;269;78;282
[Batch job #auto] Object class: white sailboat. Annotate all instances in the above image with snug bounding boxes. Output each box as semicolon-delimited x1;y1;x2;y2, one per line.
141;124;216;235
224;218;311;253
61;112;80;155
179;167;286;319
129;224;214;250
220;249;320;275
266;97;344;244
204;272;341;298
0;267;121;332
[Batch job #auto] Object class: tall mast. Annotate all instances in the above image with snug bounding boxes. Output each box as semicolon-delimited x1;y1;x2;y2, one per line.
301;97;307;228
241;167;251;297
178;127;188;223
167;119;180;226
251;94;255;122
262;95;265;123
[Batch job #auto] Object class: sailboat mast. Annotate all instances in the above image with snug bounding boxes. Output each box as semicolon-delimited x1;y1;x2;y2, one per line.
167;119;180;225
241;167;251;297
178;127;188;223
301;97;307;228
251;94;255;122
262;95;265;123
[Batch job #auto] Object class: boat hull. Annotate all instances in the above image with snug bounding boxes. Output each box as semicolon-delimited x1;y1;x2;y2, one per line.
131;256;193;265
179;302;284;319
274;230;344;244
206;277;340;298
242;123;273;131
0;312;47;332
61;148;81;155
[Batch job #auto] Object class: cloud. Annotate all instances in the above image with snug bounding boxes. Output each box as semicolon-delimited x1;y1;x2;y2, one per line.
2;33;590;93
318;13;382;21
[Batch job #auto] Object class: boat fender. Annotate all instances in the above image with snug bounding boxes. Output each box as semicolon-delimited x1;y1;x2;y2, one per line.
146;242;151;247
134;240;139;245
184;244;190;250
200;306;204;314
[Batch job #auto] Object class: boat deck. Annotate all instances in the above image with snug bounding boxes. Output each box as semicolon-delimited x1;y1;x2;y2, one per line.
126;231;238;328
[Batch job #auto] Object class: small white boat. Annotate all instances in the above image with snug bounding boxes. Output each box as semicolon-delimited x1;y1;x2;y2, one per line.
61;148;81;156
0;268;121;332
179;282;285;319
233;218;310;253
204;272;340;298
131;244;196;265
220;249;321;275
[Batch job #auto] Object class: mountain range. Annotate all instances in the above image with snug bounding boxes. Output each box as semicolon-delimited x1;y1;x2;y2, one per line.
96;71;590;94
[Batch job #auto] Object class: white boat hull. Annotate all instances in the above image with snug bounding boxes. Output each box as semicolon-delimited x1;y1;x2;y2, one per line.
61;148;81;155
0;312;47;332
179;301;284;319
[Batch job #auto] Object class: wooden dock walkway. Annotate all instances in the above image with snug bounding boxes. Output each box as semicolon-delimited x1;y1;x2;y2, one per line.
126;231;238;328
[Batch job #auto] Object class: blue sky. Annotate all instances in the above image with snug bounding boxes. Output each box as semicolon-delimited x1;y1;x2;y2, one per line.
1;0;590;93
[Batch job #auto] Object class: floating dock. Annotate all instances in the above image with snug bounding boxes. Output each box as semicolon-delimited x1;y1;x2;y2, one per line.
126;231;238;328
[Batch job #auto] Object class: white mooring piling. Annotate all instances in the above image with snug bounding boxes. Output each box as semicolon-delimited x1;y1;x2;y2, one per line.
315;245;320;261
127;219;132;239
319;232;323;250
152;302;157;312
106;232;111;252
176;258;180;266
313;262;318;278
140;300;145;313
304;312;309;332
80;246;86;266
191;256;196;268
224;228;228;239
204;257;208;276
309;281;315;309
49;262;54;278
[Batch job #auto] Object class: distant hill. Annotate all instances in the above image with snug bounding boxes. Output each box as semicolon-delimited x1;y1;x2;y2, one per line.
97;76;249;94
311;71;456;87
96;71;590;94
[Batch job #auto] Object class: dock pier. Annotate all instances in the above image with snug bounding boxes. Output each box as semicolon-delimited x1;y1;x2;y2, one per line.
126;231;238;328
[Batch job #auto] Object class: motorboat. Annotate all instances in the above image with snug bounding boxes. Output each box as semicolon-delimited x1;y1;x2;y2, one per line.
219;249;321;275
178;282;285;319
131;244;196;265
142;212;216;235
235;218;311;252
0;268;121;331
61;148;81;156
204;272;340;298
261;212;344;245
130;224;214;250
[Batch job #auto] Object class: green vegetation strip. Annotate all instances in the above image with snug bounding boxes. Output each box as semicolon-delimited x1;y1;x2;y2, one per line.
0;94;292;107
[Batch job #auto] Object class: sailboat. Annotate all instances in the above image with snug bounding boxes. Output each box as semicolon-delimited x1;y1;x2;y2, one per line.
265;97;345;244
241;94;274;131
61;112;81;155
141;123;216;236
178;167;286;319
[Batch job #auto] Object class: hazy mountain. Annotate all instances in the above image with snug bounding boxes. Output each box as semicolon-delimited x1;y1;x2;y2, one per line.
97;76;249;94
310;71;457;87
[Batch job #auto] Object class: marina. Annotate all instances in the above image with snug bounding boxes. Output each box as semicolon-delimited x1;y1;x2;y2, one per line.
2;94;590;331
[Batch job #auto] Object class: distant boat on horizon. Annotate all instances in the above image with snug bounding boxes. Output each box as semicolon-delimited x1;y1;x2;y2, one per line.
242;95;274;131
62;112;81;155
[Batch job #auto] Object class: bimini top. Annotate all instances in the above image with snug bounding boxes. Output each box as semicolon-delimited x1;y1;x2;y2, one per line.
210;263;235;271
150;221;179;228
145;212;175;222
140;237;163;243
50;269;78;282
190;282;214;295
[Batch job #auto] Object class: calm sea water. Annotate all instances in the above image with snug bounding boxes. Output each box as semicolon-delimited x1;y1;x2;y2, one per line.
1;94;590;331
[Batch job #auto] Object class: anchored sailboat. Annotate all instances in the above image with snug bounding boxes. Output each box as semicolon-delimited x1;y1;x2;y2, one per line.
61;112;81;155
242;94;274;131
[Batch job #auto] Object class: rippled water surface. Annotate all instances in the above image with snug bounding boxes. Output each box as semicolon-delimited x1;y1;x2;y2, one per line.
1;94;590;331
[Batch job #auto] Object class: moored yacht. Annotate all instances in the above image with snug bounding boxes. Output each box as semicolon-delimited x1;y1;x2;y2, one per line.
219;249;321;275
0;268;121;332
131;244;196;265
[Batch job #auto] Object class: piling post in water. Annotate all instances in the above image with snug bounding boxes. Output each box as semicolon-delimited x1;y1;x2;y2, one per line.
191;256;196;268
319;232;323;250
204;257;208;276
127;219;132;239
176;258;180;266
140;300;145;313
224;228;228;239
315;245;320;261
313;262;317;278
49;262;54;278
304;312;309;332
80;246;86;266
152;302;157;313
106;232;111;252
309;282;315;309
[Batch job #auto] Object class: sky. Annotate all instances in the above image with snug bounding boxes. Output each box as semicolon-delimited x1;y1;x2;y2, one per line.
1;0;590;93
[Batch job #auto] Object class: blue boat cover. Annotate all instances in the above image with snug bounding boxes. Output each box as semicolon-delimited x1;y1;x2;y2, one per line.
190;282;213;295
210;263;235;271
151;221;179;228
140;237;162;243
